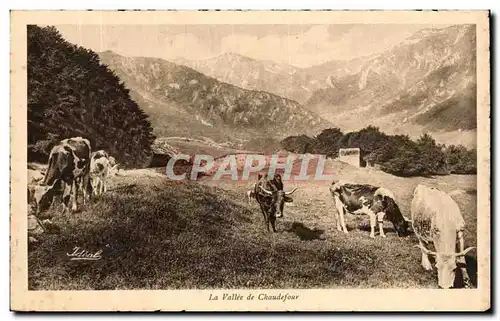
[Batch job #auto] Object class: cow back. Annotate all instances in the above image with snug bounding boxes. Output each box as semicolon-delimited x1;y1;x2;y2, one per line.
332;182;378;212
62;137;91;161
411;184;464;244
42;145;73;185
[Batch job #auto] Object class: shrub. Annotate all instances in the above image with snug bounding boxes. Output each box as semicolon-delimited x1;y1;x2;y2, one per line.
280;127;476;177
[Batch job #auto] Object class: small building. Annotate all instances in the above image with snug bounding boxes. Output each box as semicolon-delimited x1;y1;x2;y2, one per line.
338;148;361;168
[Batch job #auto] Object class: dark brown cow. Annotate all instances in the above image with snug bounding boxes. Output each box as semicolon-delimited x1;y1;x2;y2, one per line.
40;137;92;213
254;174;297;232
329;180;411;238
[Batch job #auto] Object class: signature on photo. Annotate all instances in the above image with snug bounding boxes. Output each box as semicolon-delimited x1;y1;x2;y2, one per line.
66;246;103;261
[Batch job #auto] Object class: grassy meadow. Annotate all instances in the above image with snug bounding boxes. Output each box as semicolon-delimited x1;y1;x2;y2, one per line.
28;164;477;290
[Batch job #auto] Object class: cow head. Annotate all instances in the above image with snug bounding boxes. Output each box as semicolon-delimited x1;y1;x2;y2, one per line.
31;180;59;215
381;196;411;237
108;164;120;177
416;244;475;289
258;174;297;218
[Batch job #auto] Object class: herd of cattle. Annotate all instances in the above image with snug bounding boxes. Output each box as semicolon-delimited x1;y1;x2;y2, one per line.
28;137;119;227
249;173;475;289
28;137;475;289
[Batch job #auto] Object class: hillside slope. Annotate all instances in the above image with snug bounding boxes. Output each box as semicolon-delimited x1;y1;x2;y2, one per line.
99;51;331;144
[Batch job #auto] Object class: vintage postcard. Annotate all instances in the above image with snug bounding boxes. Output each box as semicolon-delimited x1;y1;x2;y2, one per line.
10;10;490;311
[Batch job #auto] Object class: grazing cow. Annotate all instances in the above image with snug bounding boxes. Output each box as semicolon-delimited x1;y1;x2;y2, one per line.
411;184;475;289
246;189;255;203
329;181;411;238
90;150;116;196
28;181;59;215
41;137;92;213
107;156;120;176
254;174;297;232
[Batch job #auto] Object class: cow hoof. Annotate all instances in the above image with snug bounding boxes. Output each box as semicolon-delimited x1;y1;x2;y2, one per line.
343;230;349;234
381;234;387;238
370;234;375;239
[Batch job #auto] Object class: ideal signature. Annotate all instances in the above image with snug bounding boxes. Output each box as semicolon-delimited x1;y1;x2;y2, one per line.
66;246;103;261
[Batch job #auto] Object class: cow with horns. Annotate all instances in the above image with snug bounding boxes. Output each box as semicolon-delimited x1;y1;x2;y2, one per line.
411;184;475;289
254;173;297;232
329;180;411;238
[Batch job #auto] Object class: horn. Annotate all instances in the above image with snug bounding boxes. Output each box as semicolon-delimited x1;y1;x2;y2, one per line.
455;247;475;257
259;185;273;195
285;187;298;195
414;244;437;256
403;215;413;223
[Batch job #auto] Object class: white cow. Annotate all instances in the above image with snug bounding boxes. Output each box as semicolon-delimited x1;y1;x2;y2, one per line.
246;189;255;204
411;184;475;289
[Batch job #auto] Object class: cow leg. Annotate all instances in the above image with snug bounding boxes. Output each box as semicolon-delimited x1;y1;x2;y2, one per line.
368;212;376;238
457;230;472;288
259;204;270;232
270;215;277;233
377;212;386;238
96;178;101;196
419;240;433;271
61;181;72;214
333;195;348;234
97;178;103;196
82;173;91;204
71;179;79;212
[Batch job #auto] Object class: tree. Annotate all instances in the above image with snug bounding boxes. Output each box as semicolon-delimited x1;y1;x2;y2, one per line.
280;127;476;177
445;145;477;174
28;25;156;167
281;135;315;154
314;127;344;157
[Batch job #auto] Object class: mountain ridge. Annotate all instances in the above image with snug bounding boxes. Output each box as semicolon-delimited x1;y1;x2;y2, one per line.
99;50;332;147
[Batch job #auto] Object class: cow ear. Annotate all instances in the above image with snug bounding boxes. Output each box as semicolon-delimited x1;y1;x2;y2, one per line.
284;195;293;203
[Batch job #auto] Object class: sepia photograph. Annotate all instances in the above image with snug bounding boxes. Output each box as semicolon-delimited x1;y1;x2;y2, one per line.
10;10;490;311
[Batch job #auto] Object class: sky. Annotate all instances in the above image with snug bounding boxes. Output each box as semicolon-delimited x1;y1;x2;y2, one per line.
55;24;451;68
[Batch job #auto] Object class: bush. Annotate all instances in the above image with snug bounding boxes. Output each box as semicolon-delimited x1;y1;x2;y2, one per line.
28;25;156;168
280;127;476;177
444;145;477;174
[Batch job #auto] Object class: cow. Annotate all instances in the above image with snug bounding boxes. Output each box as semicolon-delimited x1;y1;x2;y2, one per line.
28;181;59;216
411;184;475;289
107;156;120;176
246;189;256;204
329;180;411;238
90;150;117;196
40;137;92;213
254;173;297;232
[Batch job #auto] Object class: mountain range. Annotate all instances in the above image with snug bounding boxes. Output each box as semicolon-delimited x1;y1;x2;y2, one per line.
305;24;476;134
99;24;477;149
174;25;477;143
99;51;331;148
174;53;372;105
